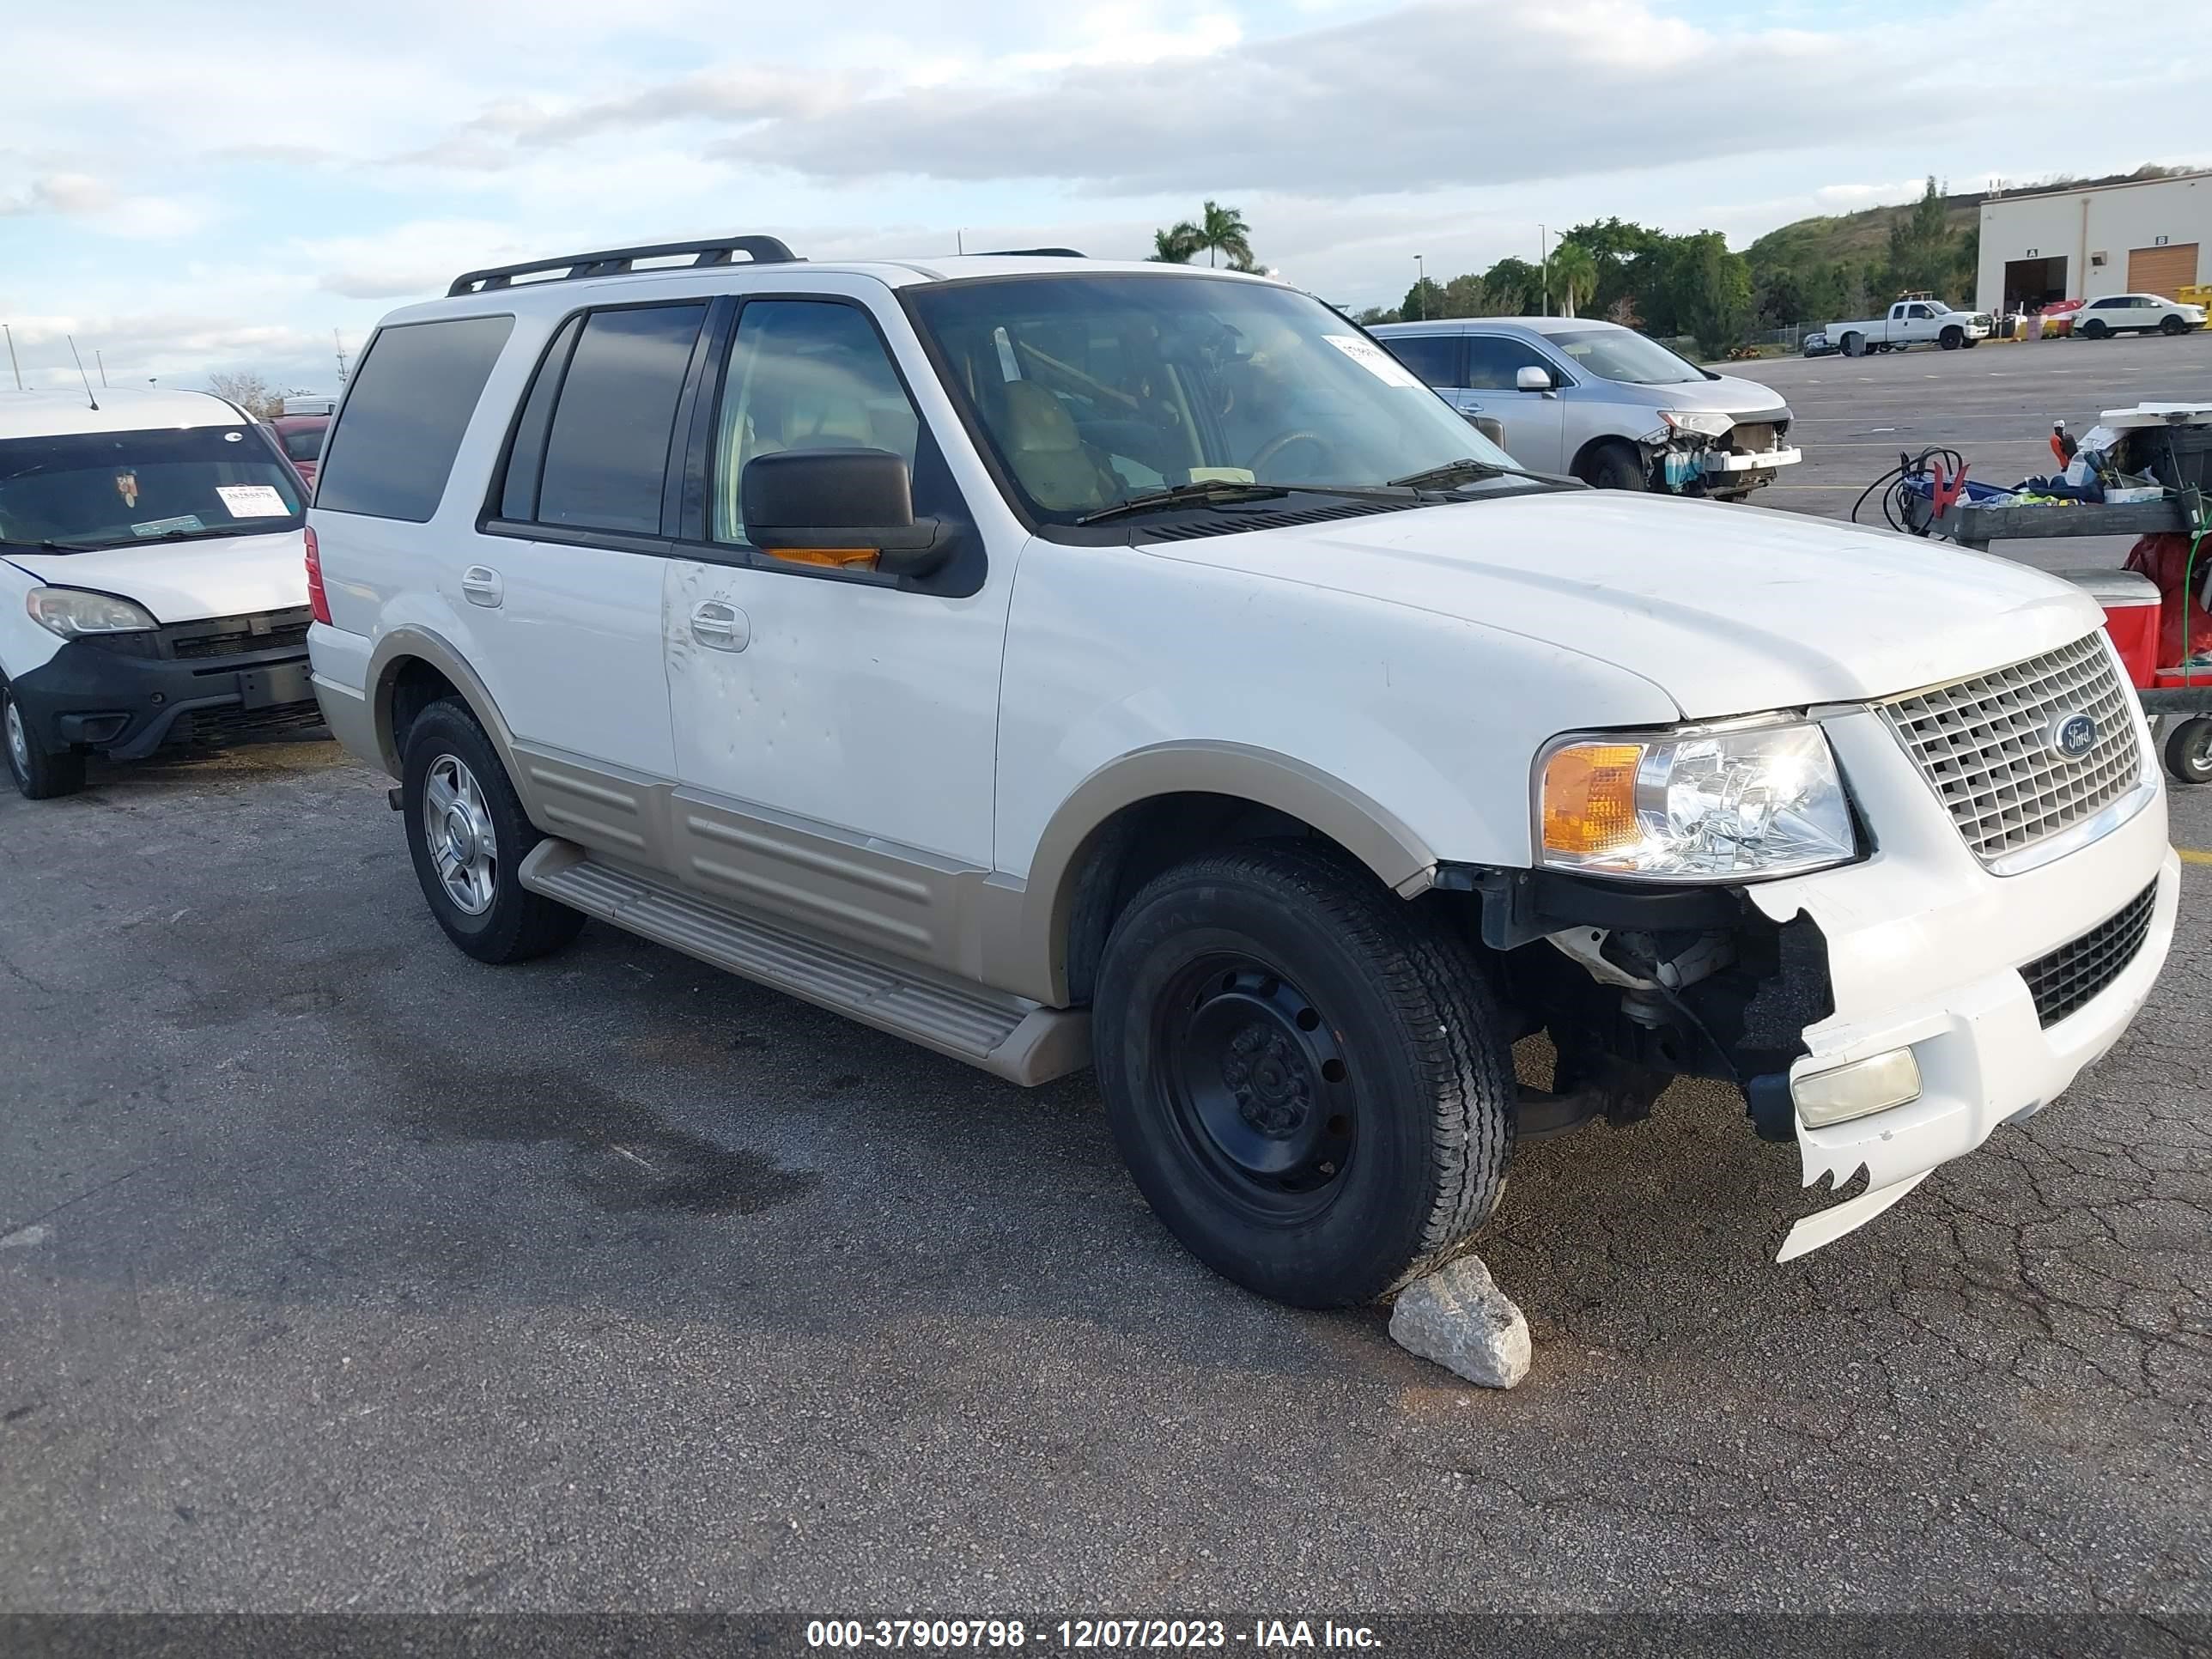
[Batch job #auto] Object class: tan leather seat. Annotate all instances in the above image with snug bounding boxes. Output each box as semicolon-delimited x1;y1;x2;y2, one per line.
998;381;1118;512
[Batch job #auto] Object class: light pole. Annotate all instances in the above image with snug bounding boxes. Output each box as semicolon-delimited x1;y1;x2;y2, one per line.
1414;254;1425;319
1540;224;1550;317
3;322;21;391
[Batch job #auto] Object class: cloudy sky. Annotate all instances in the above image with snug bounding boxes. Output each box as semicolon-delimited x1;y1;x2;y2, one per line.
3;0;2204;394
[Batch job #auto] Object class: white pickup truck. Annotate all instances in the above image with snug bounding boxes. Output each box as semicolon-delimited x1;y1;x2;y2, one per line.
1827;298;1992;356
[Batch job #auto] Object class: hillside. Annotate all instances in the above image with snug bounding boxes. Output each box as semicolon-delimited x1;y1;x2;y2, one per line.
1742;166;2195;270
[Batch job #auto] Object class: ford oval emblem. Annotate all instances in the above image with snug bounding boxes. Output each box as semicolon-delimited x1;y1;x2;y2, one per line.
2050;712;2099;760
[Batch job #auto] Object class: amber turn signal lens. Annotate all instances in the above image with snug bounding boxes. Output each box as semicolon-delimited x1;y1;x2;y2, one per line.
762;546;880;568
1541;743;1644;856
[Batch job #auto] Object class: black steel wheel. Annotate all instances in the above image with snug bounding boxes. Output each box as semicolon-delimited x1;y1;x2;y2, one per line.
2083;318;2110;339
1940;326;1963;350
2165;716;2212;786
2161;313;2188;337
1093;842;1516;1309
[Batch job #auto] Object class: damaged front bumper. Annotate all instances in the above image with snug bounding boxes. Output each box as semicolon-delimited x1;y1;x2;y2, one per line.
1745;705;2178;1261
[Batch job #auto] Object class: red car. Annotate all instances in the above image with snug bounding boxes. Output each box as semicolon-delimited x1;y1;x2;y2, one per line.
270;414;331;488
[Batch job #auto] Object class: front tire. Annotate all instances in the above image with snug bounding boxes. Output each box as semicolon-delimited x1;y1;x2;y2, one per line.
2082;319;2110;339
1093;844;1516;1309
1941;326;1963;350
401;698;585;963
2165;717;2212;785
1577;440;1647;491
2162;314;2188;337
2;681;86;800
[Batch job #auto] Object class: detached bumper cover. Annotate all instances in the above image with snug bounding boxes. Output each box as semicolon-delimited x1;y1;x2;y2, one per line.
1704;446;1802;475
1747;704;2177;1260
6;634;320;760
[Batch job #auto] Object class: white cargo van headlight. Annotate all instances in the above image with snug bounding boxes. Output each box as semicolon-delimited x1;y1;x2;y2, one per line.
1538;720;1857;881
1658;410;1735;439
26;586;160;639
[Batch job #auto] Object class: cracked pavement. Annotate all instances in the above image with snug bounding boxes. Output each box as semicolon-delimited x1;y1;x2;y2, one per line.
3;343;2211;1618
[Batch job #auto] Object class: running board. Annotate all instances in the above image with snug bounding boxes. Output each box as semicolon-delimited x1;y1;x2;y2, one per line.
518;841;1088;1085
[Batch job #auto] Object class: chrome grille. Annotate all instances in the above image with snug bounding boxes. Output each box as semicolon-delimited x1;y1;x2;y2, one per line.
1880;634;2142;866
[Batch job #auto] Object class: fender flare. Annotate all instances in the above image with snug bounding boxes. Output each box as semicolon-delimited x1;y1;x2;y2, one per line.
362;625;524;783
1004;741;1440;1004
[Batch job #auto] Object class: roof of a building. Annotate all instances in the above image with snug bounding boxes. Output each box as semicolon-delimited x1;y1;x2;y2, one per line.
1984;170;2212;208
0;386;248;440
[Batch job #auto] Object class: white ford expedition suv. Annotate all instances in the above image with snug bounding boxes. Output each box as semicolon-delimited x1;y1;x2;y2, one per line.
307;236;2179;1308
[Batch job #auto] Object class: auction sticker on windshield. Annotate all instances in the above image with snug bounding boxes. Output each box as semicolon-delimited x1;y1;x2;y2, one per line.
1322;334;1423;388
216;484;291;518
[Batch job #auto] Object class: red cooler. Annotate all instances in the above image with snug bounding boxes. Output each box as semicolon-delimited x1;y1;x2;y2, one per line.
2056;568;2162;689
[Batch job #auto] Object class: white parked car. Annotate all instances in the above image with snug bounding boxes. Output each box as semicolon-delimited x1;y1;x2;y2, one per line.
308;238;2178;1306
1;389;318;799
2073;293;2208;338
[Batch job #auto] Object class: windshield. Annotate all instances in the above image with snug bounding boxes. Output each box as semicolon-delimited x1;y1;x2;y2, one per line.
0;424;304;550
1543;327;1707;386
903;274;1525;523
277;425;325;463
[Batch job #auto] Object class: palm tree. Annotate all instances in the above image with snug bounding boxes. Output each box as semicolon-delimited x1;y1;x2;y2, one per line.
1548;240;1599;318
1149;222;1200;264
1191;200;1254;270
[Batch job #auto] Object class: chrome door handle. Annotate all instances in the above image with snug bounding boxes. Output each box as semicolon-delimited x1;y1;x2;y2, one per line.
460;566;503;608
690;600;750;652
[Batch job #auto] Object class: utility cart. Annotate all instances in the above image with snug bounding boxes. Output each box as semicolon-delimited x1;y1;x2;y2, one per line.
1920;492;2212;785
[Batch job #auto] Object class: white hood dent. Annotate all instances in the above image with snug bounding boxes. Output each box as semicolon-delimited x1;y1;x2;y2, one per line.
2;529;308;625
1155;491;2103;718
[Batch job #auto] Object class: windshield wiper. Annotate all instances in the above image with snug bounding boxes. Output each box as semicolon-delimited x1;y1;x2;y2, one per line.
1388;457;1582;492
1075;480;1290;526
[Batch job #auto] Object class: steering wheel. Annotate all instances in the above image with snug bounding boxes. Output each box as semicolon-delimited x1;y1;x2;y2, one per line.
1247;429;1332;477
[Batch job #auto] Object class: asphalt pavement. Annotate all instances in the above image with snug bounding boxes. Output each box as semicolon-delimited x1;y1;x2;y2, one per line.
3;335;2212;1625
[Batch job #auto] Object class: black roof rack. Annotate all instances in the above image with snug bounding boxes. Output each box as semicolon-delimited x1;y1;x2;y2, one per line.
978;247;1086;258
447;235;801;297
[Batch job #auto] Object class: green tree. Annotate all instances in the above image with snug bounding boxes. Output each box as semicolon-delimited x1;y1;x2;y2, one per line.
1548;240;1599;317
1149;222;1199;263
1438;273;1509;318
1400;276;1447;320
1667;232;1753;356
1480;257;1542;313
1352;305;1401;326
1886;175;1958;298
1564;216;1667;315
1191;200;1254;270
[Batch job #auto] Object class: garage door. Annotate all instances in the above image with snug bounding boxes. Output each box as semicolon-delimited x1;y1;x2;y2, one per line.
2127;244;2200;297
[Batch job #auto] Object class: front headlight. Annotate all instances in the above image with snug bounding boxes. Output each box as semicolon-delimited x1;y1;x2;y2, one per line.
1538;719;1857;881
26;586;160;638
1659;409;1735;439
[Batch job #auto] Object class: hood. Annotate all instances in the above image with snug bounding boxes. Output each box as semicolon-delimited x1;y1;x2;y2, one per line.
1150;491;2104;719
1634;371;1789;420
1;529;307;623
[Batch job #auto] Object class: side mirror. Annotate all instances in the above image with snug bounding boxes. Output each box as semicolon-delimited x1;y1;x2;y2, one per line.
740;448;945;577
1468;414;1508;449
1514;365;1554;392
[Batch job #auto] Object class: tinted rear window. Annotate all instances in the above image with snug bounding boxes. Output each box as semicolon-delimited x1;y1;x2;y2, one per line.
535;304;706;535
279;427;325;462
1379;332;1462;388
315;315;514;521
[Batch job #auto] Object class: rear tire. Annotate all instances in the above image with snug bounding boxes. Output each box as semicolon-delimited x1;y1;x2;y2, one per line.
1577;441;1647;491
2;681;87;800
2164;717;2212;786
401;698;585;963
1092;842;1516;1309
1940;326;1963;350
2161;313;2187;337
2083;319;2110;339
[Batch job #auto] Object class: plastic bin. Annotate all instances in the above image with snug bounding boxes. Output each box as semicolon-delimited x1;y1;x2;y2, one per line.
2055;568;2161;688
